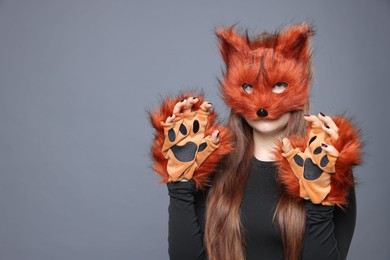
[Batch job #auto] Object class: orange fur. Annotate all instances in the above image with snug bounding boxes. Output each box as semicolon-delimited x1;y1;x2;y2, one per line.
325;116;362;206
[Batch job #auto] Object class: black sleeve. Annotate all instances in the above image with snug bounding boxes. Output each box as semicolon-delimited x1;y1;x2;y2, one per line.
167;180;207;260
300;187;356;260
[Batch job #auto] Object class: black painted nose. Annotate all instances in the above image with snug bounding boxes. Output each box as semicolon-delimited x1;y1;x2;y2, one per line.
256;108;268;117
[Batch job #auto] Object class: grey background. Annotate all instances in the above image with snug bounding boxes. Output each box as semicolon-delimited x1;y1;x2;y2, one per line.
0;0;388;259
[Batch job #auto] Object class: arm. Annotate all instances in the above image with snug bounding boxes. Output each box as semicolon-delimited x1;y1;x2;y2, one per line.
167;180;207;260
149;94;232;259
301;187;356;260
333;187;356;259
275;114;361;259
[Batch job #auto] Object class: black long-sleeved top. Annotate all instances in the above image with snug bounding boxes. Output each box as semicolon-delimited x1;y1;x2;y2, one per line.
167;157;356;260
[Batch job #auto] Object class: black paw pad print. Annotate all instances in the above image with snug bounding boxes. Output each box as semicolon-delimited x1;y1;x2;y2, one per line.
171;142;197;162
303;158;323;180
293;151;329;181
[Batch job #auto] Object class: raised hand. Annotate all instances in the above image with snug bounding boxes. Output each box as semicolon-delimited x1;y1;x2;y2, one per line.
149;94;233;188
281;113;341;205
161;97;220;181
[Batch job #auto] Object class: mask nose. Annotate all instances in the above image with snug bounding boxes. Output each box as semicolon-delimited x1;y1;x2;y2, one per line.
256;108;268;117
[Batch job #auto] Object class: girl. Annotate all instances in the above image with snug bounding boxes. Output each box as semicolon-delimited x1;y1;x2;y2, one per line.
149;23;362;260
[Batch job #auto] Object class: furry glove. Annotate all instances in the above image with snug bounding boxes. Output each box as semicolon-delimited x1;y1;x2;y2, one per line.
149;94;233;188
275;113;362;206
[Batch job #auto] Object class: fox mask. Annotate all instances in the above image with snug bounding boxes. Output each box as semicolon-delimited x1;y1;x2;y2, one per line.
216;24;314;120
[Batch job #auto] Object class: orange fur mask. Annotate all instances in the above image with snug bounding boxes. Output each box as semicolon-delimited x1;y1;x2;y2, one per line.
216;24;314;119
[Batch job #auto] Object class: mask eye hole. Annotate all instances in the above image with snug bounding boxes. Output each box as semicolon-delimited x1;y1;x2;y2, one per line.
241;83;253;94
272;82;288;93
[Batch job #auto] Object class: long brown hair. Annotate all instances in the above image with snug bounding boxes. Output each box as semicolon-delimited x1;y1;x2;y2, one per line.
205;104;310;260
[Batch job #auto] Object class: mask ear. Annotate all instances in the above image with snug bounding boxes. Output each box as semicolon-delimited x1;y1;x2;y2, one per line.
215;25;249;64
277;23;315;61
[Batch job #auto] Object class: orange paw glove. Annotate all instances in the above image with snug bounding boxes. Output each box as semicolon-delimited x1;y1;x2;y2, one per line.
275;113;362;206
149;94;233;188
